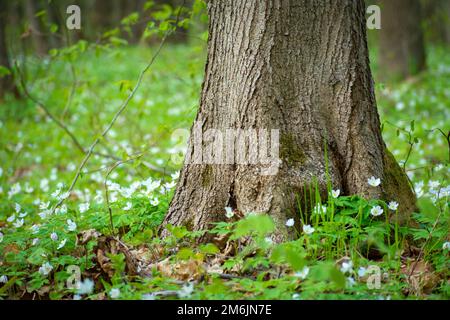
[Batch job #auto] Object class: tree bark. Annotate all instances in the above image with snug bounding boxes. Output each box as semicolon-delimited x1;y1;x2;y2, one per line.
379;0;426;82
0;0;19;100
162;0;416;241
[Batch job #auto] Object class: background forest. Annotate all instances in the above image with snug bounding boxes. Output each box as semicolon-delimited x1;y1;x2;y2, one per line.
0;0;449;300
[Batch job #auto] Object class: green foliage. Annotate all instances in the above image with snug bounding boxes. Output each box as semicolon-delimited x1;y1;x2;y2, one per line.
0;2;448;299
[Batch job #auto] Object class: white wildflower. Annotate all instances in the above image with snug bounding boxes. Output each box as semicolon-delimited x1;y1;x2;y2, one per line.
7;214;15;223
171;171;180;180
31;224;40;234
368;176;381;187
388;201;399;211
109;288;120;299
142;178;160;193
162;181;176;192
39;209;51;220
58;191;70;201
123;202;132;211
24;183;34;193
302;224;315;235
67;219;77;232
443;242;450;250
51;189;61;198
109;192;118;203
358;267;367;277
346;277;356;287
370;206;384;217
40;179;49;192
32;238;40;246
294;266;310;280
428;180;440;189
264;237;273;245
50;232;58;241
50;168;58;181
79;202;90;214
57;239;67;250
178;283;194;298
39;201;50;210
55;204;67;215
76;278;94;295
0;275;8;283
285;218;295;227
8;183;21;198
340;260;353;274
39;262;53;276
94;191;103;204
13;218;24;228
225;207;234;219
120;187;134;199
150;198;160;206
331;189;340;198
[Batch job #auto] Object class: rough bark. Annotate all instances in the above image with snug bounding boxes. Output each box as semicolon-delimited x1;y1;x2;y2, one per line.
379;0;426;82
162;0;416;241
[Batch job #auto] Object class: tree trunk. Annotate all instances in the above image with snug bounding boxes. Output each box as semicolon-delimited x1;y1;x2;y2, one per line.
25;0;48;56
421;0;450;46
0;0;19;100
379;0;426;82
162;0;416;241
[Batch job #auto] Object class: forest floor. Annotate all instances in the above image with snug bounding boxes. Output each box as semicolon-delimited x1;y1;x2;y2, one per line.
0;43;449;300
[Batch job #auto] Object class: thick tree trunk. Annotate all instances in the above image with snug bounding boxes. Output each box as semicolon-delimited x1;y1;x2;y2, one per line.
379;0;426;81
163;0;416;241
25;0;48;56
0;0;19;100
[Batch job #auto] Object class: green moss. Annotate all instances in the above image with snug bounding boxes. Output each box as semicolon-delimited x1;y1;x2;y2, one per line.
280;133;306;166
201;164;213;187
383;148;417;224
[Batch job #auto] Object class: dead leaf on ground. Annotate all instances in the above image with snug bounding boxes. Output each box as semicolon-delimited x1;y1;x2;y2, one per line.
401;259;440;296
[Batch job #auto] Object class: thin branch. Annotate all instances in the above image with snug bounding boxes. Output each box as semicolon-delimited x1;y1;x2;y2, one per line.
15;60;86;154
51;3;187;212
53;31;172;212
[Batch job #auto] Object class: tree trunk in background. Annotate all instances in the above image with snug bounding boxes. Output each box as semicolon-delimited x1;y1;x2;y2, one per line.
421;0;450;45
444;0;450;44
25;0;48;56
0;0;19;100
379;0;426;81
162;0;416;241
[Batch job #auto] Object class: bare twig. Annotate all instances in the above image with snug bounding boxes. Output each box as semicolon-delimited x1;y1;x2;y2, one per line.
52;11;183;212
15;60;86;154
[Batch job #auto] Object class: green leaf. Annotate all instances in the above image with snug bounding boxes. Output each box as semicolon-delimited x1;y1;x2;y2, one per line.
199;243;219;255
50;24;58;33
0;65;11;77
270;243;305;270
177;247;195;260
232;214;275;239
